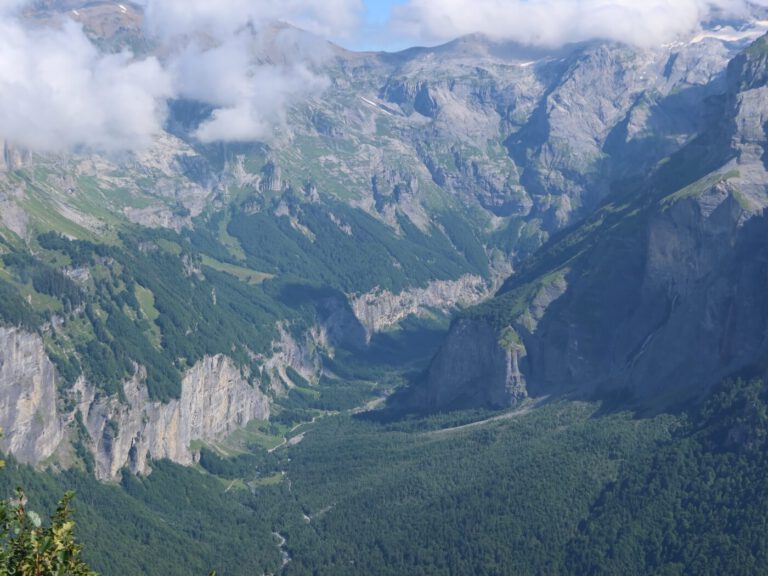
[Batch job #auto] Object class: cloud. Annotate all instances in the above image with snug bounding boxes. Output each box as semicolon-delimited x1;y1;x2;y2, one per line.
0;0;361;152
391;0;768;48
0;17;171;153
143;0;344;144
142;0;363;40
170;28;329;142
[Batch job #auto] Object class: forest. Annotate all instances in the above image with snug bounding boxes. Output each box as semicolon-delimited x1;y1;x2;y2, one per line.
1;377;766;575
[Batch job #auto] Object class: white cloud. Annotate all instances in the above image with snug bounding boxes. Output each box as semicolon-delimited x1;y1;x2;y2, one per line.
141;0;349;144
391;0;768;48
170;29;329;142
2;0;768;153
142;0;363;41
0;18;171;153
0;0;359;152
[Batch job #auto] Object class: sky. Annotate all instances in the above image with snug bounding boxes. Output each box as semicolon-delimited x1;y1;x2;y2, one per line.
0;0;767;153
359;0;412;50
365;0;404;24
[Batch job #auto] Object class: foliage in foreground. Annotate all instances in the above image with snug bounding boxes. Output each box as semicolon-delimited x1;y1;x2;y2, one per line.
0;448;96;576
1;379;767;575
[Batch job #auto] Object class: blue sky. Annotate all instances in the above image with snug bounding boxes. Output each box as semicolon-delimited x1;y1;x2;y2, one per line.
364;0;404;24
355;0;412;50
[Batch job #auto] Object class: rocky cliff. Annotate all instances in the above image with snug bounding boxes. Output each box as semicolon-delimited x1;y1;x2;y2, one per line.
0;327;64;464
0;141;31;172
263;323;324;392
0;327;276;480
350;274;490;339
420;34;768;411
421;318;527;409
77;355;270;480
423;176;768;410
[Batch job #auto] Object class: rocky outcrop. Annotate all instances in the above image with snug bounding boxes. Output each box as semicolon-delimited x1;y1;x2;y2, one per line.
0;141;31;172
0;327;64;464
0;325;273;480
350;274;490;340
263;323;323;392
421;319;527;409
78;355;269;480
0;306;331;480
0;186;29;240
260;161;284;193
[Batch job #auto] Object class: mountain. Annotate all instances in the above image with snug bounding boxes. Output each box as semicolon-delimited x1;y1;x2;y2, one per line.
2;4;768;575
419;32;768;411
1;2;767;475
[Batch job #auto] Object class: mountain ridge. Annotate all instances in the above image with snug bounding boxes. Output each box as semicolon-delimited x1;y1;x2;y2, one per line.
418;30;768;411
0;2;767;473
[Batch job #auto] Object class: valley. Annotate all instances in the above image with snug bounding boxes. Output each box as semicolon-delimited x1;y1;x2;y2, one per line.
1;1;768;574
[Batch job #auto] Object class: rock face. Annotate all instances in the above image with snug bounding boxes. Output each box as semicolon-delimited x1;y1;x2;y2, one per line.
422;318;527;409
0;325;274;480
307;29;743;238
421;34;768;411
423;183;768;410
517;191;765;404
0;141;31;171
0;327;64;464
263;323;324;391
78;355;270;481
350;275;490;339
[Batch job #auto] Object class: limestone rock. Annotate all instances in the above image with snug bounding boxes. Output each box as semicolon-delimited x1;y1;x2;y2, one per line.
0;327;64;464
78;355;270;480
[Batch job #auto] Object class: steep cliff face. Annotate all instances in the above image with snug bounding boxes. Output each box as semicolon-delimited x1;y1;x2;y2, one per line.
78;355;270;480
350;275;490;339
422;318;526;409
0;141;31;172
519;190;766;404
0;326;277;480
423;177;768;410
0;327;64;464
421;34;768;411
0;185;29;240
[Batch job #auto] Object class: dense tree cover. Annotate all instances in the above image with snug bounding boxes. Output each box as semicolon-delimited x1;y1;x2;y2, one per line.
228;200;486;294
0;279;38;330
565;378;768;575
435;211;489;276
0;441;96;576
270;380;768;575
276;402;677;576
0;459;283;576
0;230;293;401
1;379;767;575
198;448;278;480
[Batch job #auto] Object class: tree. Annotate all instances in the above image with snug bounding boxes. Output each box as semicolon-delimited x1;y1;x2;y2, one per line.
0;432;97;575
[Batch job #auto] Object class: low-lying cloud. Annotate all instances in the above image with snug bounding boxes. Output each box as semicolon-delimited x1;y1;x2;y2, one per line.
2;0;768;154
0;11;171;153
391;0;768;48
170;29;329;143
0;0;361;153
142;0;362;41
143;0;352;143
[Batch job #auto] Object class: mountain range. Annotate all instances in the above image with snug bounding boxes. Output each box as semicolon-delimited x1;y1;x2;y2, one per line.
2;0;768;473
1;2;768;573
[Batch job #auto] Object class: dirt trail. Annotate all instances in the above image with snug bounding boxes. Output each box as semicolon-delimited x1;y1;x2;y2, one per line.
268;416;322;453
426;397;548;437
